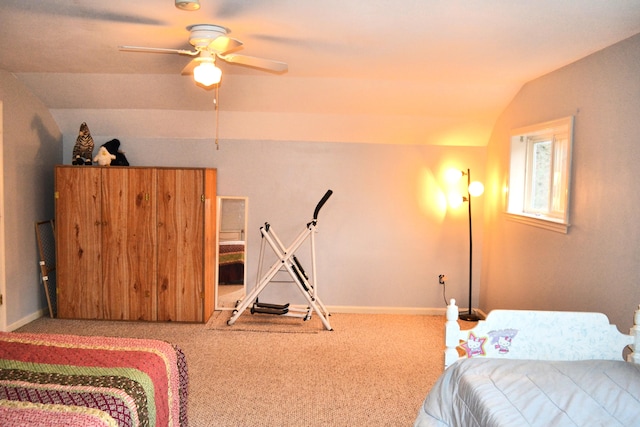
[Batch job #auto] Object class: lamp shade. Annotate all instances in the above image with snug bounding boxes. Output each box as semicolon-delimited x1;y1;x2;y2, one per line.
193;62;222;86
468;181;484;197
448;192;464;208
445;169;464;183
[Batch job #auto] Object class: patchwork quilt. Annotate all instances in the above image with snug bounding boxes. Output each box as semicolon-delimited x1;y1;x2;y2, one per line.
0;332;188;427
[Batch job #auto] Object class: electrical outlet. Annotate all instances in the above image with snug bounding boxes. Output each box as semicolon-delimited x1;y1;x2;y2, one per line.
438;274;447;285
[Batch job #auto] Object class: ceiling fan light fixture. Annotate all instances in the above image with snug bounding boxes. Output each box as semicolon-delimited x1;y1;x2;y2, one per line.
175;0;200;11
193;61;222;86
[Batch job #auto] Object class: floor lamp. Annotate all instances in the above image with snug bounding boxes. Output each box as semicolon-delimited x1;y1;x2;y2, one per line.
450;168;484;322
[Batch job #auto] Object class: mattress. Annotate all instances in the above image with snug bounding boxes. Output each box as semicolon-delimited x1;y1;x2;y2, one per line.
0;332;188;427
415;358;640;427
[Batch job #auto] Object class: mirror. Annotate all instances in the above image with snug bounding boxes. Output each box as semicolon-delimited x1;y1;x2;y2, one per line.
215;196;248;310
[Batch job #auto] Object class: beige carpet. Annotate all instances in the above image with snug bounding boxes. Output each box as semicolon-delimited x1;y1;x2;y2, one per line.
16;312;448;426
207;308;327;334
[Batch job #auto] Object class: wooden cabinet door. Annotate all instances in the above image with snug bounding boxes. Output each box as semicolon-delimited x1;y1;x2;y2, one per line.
55;167;103;319
157;169;205;322
101;168;157;320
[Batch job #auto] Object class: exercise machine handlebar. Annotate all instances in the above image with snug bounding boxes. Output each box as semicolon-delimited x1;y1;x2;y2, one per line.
313;190;333;221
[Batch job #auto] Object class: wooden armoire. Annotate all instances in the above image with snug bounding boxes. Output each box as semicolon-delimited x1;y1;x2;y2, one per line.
54;166;217;322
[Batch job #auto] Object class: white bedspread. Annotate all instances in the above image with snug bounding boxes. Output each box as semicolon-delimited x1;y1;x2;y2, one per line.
415;358;640;427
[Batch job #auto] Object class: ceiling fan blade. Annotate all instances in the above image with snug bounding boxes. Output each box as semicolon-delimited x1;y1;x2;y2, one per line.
118;46;199;56
207;36;243;54
218;54;288;73
181;58;202;75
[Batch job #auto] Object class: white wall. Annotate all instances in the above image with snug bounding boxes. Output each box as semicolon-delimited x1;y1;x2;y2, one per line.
5;33;640;326
17;73;496;147
482;33;640;330
0;70;63;329
57;135;485;312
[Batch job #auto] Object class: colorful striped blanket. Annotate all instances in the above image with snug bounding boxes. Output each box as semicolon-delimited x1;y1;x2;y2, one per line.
0;332;188;427
219;241;245;266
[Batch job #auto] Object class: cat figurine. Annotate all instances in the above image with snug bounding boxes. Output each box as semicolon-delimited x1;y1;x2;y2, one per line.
71;122;94;165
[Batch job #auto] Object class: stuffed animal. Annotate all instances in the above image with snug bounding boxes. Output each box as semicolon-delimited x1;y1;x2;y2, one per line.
71;122;94;165
93;146;116;166
101;139;130;166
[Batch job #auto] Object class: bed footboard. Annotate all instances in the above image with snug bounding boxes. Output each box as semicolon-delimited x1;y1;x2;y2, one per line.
444;299;639;369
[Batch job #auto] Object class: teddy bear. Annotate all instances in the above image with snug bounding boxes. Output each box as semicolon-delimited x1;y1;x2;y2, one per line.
101;139;130;166
93;146;116;166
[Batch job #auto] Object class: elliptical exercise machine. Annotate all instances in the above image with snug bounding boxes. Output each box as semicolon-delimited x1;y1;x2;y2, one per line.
227;190;334;331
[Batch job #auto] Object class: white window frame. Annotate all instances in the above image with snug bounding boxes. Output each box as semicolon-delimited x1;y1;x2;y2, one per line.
506;116;574;233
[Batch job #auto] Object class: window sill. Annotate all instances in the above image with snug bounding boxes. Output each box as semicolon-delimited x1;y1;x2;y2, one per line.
505;213;570;234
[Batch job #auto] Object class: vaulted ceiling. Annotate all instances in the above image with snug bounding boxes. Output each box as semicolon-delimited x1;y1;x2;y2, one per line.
1;1;639;145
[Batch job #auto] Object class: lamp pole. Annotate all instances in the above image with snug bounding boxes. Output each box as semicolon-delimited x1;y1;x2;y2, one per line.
459;168;481;322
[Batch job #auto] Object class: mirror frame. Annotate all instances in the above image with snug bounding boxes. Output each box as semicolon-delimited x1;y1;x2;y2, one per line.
215;196;248;310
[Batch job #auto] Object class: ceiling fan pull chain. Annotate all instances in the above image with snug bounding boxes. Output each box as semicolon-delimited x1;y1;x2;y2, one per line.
214;86;220;150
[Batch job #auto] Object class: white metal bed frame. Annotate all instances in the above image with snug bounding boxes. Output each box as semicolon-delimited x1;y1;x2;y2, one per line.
444;298;640;369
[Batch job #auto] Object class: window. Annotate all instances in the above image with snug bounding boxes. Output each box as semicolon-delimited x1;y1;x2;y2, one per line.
507;116;574;233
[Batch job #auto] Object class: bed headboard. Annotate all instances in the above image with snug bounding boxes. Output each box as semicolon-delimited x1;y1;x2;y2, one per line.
219;229;244;242
445;299;640;369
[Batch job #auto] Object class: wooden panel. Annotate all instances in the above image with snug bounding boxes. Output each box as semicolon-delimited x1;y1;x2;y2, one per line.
177;169;205;322
55;166;103;319
101;168;128;320
126;168;157;321
101;168;157;320
156;169;177;321
157;169;205;322
203;169;217;321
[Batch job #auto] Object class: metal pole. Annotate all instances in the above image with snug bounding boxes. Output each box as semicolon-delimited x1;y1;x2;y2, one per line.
460;168;480;321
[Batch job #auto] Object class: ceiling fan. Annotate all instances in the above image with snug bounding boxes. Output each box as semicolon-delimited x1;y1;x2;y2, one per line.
119;24;288;87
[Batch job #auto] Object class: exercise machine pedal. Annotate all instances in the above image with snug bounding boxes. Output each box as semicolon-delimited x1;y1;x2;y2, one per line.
254;301;290;310
251;305;289;315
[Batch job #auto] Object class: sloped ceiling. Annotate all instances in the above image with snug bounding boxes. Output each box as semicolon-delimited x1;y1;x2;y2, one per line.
1;1;639;145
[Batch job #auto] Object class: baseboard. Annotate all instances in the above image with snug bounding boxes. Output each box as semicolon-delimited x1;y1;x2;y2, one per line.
326;305;488;318
229;304;484;317
326;305;448;315
7;309;46;332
